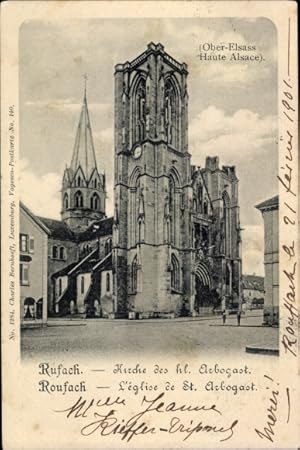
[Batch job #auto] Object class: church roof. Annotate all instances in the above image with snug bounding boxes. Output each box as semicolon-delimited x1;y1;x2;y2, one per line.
20;202;51;235
92;252;112;271
38;217;75;241
76;217;113;241
51;262;79;278
69;89;98;180
52;251;112;278
255;195;279;211
37;215;113;242
74;253;112;274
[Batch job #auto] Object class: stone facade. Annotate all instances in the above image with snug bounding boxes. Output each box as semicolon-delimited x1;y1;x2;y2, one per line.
256;195;279;325
113;43;242;318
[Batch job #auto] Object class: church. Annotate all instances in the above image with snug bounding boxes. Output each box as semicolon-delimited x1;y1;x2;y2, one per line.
35;42;242;319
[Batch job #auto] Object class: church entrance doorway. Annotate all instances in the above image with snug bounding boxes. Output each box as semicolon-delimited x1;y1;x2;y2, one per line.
195;277;210;311
194;261;219;313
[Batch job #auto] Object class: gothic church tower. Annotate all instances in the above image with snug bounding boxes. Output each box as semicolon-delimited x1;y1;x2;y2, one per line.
61;85;106;231
113;43;193;317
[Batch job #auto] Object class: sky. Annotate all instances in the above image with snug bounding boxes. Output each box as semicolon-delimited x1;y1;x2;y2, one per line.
19;18;278;276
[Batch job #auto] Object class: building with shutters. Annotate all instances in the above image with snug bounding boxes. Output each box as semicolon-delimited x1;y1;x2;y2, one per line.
242;275;265;309
20;203;49;326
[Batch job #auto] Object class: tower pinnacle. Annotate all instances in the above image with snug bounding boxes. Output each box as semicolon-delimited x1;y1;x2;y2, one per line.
61;81;106;231
70;78;98;180
83;73;88;100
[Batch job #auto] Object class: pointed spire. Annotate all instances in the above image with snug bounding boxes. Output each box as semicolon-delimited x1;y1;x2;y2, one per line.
70;75;98;180
84;73;88;99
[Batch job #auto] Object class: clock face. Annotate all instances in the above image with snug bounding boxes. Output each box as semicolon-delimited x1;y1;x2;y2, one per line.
133;146;142;159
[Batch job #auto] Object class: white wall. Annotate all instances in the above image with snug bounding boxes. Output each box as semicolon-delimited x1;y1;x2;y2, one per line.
101;270;112;297
76;272;91;313
55;276;68;300
20;207;48;324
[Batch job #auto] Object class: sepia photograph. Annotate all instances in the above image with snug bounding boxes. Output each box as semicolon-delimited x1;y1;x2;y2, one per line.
19;17;280;359
2;2;298;449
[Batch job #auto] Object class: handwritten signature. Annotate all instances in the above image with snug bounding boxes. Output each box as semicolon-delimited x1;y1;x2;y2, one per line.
55;392;238;442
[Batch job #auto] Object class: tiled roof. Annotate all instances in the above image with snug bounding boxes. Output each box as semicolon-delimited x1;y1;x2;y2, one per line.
20;202;51;235
52;252;112;278
74;253;112;274
37;216;113;242
242;275;264;291
256;195;279;211
52;262;78;278
76;217;113;241
75;260;98;274
93;252;112;272
38;217;75;241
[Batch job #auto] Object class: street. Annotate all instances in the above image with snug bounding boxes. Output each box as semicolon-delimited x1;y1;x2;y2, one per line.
21;310;279;360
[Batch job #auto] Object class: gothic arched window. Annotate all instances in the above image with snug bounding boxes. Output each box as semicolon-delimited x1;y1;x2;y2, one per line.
81;276;85;294
90;193;100;210
138;218;142;243
52;245;58;259
165;79;178;147
166;217;170;243
134;78;146;145
59;246;65;260
64;193;69;210
77;176;81;187
58;278;62;296
135;175;142;244
105;238;112;255
132;255;138;293
75;191;83;208
171;254;180;291
198;185;203;212
193;198;197;212
222;192;231;256
168;177;175;244
106;273;110;292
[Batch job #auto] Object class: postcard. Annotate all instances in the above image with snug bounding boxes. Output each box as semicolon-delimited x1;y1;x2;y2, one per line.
1;1;298;448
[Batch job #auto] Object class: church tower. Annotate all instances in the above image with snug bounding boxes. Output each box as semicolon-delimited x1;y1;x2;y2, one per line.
61;82;106;231
113;43;194;317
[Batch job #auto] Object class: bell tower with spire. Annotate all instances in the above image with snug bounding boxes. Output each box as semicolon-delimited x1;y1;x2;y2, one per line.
61;77;106;231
